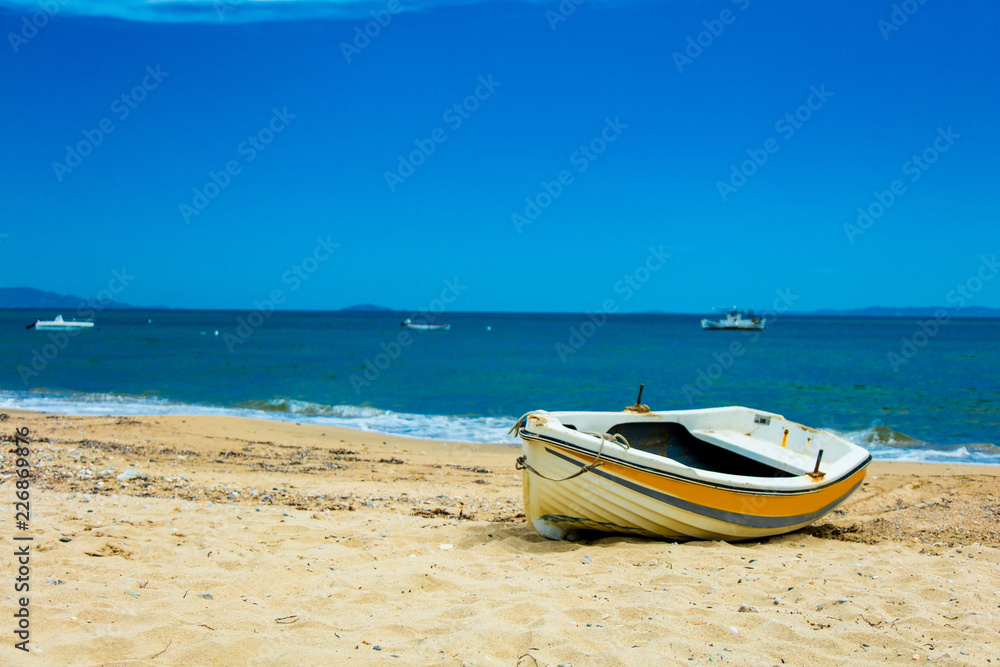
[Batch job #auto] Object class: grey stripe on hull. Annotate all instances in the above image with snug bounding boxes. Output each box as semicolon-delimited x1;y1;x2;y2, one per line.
545;447;862;530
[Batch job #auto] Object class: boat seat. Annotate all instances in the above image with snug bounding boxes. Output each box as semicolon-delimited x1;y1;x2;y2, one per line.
689;430;817;476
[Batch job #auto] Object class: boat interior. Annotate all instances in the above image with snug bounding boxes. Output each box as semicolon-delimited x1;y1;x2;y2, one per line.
563;420;798;478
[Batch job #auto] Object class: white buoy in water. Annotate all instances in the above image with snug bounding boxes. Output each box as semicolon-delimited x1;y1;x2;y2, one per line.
214;330;219;336
486;326;492;331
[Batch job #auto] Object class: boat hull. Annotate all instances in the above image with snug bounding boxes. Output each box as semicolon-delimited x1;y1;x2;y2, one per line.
519;424;869;542
34;322;94;331
401;318;451;331
403;323;451;331
701;319;766;331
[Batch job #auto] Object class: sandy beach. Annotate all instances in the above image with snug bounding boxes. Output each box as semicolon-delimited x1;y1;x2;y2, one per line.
1;409;998;665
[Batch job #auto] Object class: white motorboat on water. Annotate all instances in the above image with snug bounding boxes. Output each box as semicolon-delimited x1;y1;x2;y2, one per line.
511;386;871;542
701;307;766;330
401;318;451;331
27;315;95;331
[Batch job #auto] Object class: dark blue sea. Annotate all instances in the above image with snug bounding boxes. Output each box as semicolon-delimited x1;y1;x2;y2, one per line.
1;309;998;464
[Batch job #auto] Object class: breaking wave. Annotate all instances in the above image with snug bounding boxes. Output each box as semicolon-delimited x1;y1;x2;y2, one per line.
1;390;996;463
233;398;385;418
0;390;517;444
835;423;1000;466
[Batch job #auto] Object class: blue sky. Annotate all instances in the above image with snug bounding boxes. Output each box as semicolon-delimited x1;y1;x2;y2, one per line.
1;0;998;313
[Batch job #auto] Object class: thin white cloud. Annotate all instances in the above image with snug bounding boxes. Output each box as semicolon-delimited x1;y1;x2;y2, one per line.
0;0;572;23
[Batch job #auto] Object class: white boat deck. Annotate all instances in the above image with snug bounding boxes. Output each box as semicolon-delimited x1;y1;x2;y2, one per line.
689;429;818;476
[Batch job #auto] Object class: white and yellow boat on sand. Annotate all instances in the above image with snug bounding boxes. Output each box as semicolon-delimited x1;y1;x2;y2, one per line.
512;394;871;542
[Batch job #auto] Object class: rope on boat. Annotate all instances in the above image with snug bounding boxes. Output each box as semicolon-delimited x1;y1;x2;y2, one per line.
514;428;630;483
507;414;529;440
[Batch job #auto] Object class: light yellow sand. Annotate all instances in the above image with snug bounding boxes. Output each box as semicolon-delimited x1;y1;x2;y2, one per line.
1;410;998;665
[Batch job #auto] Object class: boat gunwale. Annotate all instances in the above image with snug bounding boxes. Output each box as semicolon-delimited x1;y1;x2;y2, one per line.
519;429;873;497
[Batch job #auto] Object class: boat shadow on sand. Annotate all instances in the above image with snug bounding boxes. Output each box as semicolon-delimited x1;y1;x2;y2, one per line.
454;521;802;554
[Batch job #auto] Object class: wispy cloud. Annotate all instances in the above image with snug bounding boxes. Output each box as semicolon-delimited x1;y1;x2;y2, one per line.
0;0;566;24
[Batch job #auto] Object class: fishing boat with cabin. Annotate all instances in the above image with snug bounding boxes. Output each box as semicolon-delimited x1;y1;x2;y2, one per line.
701;308;766;331
26;315;95;331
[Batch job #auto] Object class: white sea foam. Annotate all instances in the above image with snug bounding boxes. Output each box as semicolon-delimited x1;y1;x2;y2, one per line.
835;427;1000;466
0;390;517;445
2;390;996;462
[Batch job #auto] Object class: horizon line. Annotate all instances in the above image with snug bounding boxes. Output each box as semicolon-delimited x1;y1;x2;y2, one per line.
2;306;998;318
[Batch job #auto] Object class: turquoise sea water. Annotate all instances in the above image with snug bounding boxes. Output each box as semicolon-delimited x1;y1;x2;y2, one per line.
1;309;998;464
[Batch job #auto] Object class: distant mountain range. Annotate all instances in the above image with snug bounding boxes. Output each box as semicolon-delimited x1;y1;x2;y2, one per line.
0;290;400;312
3;288;998;317
0;287;137;309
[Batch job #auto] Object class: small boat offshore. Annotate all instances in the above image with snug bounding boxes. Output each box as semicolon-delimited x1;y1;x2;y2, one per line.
401;318;451;331
701;308;766;331
511;387;871;542
27;315;95;331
